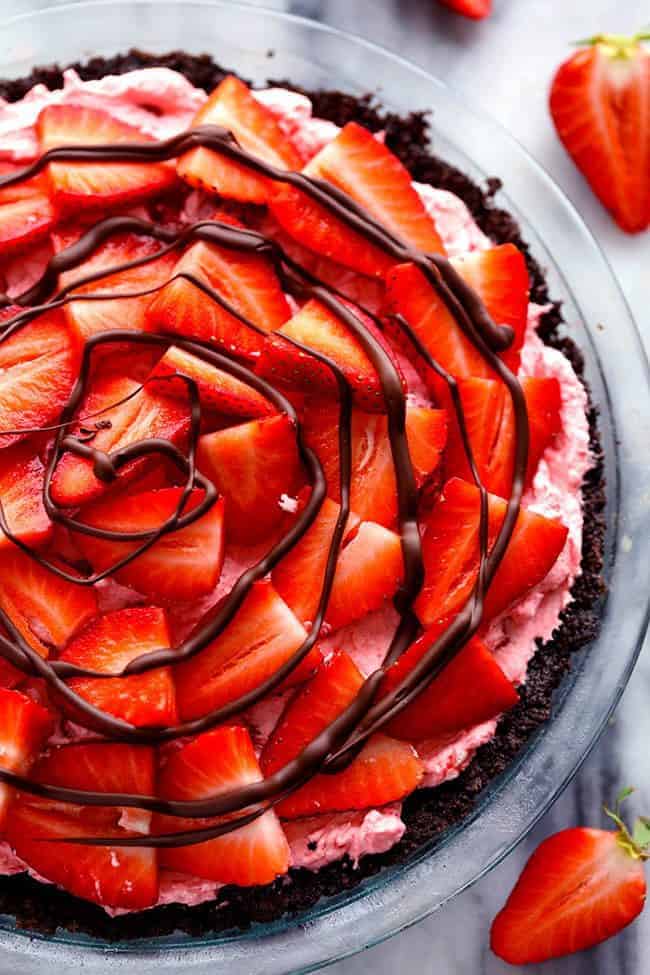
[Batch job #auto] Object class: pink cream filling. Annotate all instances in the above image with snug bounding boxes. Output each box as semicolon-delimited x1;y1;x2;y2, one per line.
0;73;591;909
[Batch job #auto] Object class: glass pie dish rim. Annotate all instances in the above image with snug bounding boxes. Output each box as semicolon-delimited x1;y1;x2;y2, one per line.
0;2;647;972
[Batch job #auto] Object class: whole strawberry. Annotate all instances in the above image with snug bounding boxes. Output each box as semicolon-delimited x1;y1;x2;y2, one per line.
437;0;491;19
550;32;650;233
491;788;649;964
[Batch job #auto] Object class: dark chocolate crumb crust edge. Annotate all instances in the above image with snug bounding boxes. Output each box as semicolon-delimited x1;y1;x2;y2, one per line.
0;50;606;941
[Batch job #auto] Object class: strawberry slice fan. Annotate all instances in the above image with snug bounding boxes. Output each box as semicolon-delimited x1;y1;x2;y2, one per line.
0;73;570;911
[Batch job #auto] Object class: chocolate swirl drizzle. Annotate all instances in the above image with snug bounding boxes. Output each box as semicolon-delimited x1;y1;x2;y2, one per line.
0;122;529;848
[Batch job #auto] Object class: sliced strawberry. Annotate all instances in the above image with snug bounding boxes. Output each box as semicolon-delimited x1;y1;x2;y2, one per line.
0;442;52;550
269;182;395;278
0;309;80;451
0;687;53;830
304;121;445;254
491;806;649;963
74;488;225;602
438;0;491;19
380;630;518;741
145;214;291;360
0;161;50;204
384;244;529;386
414;478;568;627
50;373;190;507
177;75;302;204
197;414;302;545
37;104;176;213
256;298;405;413
8;742;158;910
150;345;274;420
55;231;177;343
272;493;404;630
154;725;290;885
550;35;650;234
445;376;562;497
175;580;316;721
0;546;97;654
300;402;447;526
59;607;177;728
261;650;364;777
0;194;54;258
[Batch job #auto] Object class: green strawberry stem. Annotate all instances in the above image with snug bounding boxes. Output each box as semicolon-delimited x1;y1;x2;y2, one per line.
603;787;650;862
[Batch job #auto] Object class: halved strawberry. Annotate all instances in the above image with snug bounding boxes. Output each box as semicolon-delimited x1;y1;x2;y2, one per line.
445;376;562;497
262;652;422;818
0;545;97;655
150;345;274;420
550;34;650;234
59;607;177;728
384;244;529;386
256;298;405;413
414;478;568;627
269;182;395;278
8;742;158;910
272;493;404;630
175;580;316;721
300;402;447;526
0;687;53;831
154;725;290;885
145;213;291;360
177;75;302;204
37;104;176;212
438;0;492;19
55;231;177;343
197;414;302;545
0;309;80;451
0;442;52;550
0;194;54;258
379;629;518;741
261;650;364;778
491;793;650;963
304;121;445;254
74;489;225;602
50;373;190;507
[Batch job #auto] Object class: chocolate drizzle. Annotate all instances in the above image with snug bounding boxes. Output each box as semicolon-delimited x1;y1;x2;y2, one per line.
0;122;530;848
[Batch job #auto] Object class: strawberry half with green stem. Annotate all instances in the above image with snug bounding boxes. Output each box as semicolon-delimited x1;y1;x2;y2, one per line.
8;741;158;911
444;376;562;497
262;651;423;819
174;580;318;721
303;121;446;255
0;687;53;831
197;414;303;545
256;298;405;413
414;478;568;628
550;32;650;233
154;725;290;885
50;372;190;508
145;210;291;361
74;488;225;603
177;75;302;204
300;402;447;527
59;606;177;728
272;492;404;631
0;308;80;451
491;788;650;964
37;103;176;213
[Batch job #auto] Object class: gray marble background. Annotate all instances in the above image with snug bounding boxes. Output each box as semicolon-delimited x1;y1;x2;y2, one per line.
2;1;650;972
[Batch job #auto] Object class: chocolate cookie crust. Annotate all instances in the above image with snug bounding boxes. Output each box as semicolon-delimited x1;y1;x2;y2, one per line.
0;50;605;940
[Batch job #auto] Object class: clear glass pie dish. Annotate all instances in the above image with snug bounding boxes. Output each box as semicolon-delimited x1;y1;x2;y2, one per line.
0;2;648;972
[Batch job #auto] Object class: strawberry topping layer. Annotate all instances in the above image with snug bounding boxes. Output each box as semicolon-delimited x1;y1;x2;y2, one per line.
0;70;591;916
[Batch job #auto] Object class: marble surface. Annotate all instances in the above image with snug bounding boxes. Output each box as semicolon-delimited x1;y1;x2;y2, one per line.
1;1;649;972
